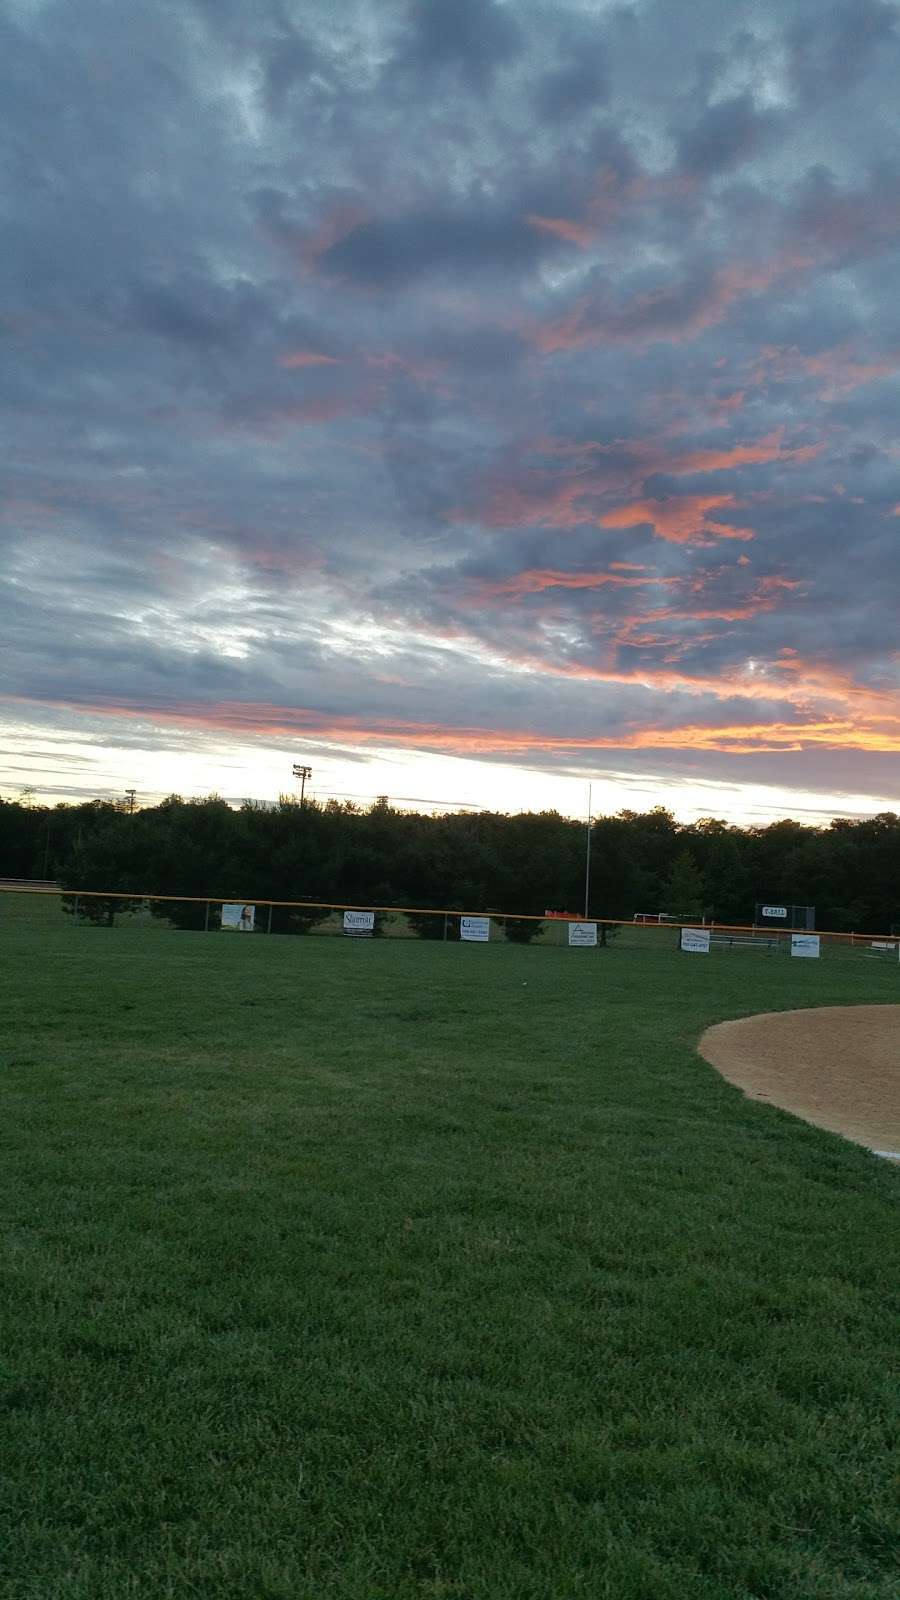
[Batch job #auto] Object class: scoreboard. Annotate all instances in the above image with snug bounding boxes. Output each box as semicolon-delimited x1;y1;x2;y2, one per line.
755;902;815;930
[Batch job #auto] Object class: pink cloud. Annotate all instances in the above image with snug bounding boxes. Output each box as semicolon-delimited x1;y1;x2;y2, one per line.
15;683;900;759
532;251;812;354
364;350;449;388
278;351;341;369
465;425;817;533
707;389;746;423
221;388;377;434
470;568;677;600
753;343;900;400
525;214;594;248
599;493;754;545
666;429;823;476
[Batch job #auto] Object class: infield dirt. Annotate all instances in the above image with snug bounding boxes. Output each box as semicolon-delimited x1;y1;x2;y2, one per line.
699;1004;900;1154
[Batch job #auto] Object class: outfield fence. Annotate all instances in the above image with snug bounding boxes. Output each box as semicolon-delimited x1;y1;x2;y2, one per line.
2;884;899;964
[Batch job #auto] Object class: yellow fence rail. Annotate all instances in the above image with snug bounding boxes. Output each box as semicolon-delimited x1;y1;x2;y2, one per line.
1;883;899;947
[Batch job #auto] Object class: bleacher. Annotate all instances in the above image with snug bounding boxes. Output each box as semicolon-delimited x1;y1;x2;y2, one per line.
709;930;781;952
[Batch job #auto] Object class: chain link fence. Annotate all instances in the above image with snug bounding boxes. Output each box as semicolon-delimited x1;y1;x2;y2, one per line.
2;886;899;964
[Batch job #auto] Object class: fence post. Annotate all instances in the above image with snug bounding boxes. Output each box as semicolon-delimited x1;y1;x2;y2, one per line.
204;901;210;933
443;913;448;941
73;894;79;925
266;903;273;935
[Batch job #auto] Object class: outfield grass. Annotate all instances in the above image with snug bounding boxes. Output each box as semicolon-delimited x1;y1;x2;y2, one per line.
1;926;898;1599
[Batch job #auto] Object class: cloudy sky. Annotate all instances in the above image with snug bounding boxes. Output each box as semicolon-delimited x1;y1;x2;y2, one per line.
4;0;900;823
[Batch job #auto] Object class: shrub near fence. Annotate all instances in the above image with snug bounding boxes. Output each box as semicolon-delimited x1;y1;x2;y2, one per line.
1;887;899;962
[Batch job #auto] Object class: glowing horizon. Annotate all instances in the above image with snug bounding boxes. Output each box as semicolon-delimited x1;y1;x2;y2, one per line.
3;1;899;826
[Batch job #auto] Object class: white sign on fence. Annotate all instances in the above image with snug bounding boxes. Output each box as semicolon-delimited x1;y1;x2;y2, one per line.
568;921;598;947
460;916;491;943
222;903;255;932
791;933;820;958
680;926;710;953
761;905;788;918
343;909;375;936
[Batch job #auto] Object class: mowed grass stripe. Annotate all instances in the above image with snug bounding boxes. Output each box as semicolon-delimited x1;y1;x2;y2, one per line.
1;929;898;1599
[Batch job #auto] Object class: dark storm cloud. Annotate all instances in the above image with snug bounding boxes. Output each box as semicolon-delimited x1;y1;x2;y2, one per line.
392;0;524;89
787;0;898;101
321;206;555;288
676;94;782;177
3;0;900;813
531;11;609;120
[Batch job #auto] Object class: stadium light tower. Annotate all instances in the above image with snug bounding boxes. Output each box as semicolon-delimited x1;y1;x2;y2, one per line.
292;763;312;806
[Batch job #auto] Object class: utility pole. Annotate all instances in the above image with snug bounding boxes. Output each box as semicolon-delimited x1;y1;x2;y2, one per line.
292;764;312;807
583;782;592;919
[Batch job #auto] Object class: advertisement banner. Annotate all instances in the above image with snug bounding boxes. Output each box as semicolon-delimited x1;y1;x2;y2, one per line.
460;916;491;943
222;903;255;932
680;927;710;954
761;905;788;919
568;921;598;947
791;934;820;959
343;910;375;936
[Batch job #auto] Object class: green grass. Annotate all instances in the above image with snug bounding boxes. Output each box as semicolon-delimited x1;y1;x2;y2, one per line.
1;927;898;1599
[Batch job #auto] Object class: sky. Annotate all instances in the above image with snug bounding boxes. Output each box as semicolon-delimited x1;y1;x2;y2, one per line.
4;0;900;826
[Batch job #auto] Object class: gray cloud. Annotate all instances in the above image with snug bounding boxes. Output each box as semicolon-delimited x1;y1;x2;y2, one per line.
676;94;783;177
2;0;900;815
321;207;554;288
788;0;898;102
392;0;524;88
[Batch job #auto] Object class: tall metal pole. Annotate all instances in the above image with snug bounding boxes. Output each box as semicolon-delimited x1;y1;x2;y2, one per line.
292;764;312;806
583;782;592;919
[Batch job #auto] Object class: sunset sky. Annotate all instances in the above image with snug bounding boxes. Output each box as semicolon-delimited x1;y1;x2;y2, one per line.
4;0;900;824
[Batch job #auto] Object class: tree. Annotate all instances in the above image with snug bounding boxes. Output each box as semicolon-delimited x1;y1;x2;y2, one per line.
1;792;899;938
661;850;705;919
502;917;545;945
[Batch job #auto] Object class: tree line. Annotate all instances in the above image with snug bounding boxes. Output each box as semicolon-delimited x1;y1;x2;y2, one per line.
1;793;899;933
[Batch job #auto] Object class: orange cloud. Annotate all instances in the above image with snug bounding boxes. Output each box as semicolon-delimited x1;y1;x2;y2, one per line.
11;691;900;760
753;343;900;399
525;214;594;248
221;389;376;433
803;348;900;396
278;351;341;368
666;429;823;476
707;389;746;422
533;251;812;354
468;429;821;532
296;204;368;272
594;578;802;643
474;475;614;529
599;493;754;544
364;350;448;387
470;568;677;600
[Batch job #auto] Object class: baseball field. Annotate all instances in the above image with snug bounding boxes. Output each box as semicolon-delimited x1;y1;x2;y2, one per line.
1;916;898;1599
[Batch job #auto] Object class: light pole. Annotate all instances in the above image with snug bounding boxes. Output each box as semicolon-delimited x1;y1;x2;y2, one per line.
292;764;312;807
124;789;136;814
583;782;592;919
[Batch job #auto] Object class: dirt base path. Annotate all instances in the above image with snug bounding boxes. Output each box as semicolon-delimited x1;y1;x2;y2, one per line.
699;1005;900;1157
